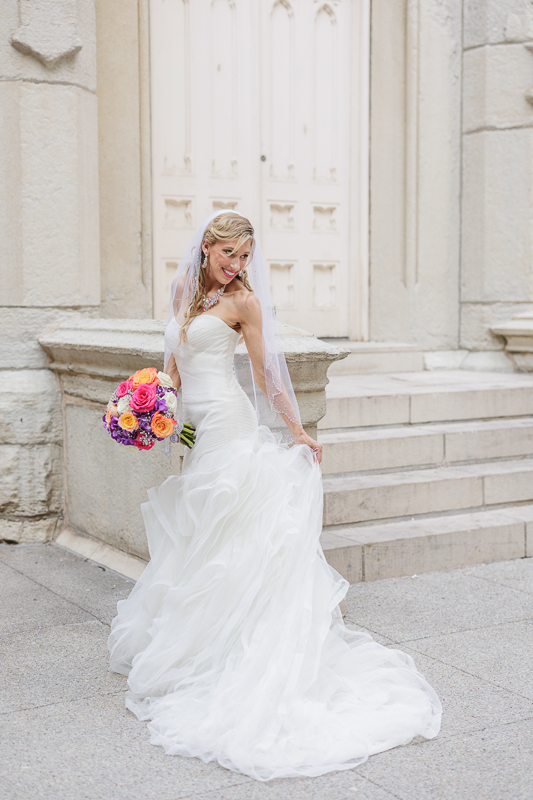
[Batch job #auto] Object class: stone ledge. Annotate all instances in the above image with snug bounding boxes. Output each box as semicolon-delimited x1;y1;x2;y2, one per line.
39;317;349;428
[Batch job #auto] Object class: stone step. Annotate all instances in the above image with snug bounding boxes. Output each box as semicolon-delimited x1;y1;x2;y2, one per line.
321;505;533;583
320;371;533;430
322;457;533;527
319;418;533;475
322;341;424;376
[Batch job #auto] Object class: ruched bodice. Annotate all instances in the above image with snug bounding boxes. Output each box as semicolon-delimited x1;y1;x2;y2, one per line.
166;314;258;454
108;317;442;781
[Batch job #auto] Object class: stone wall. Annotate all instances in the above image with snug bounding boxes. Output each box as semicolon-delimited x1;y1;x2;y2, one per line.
0;0;100;542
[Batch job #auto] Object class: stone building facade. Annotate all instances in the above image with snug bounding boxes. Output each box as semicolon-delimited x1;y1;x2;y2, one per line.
2;0;533;547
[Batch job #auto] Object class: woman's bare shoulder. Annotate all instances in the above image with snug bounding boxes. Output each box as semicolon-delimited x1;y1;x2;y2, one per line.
232;286;260;319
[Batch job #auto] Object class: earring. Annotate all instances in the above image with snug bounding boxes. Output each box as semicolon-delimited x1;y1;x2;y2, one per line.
238;270;243;277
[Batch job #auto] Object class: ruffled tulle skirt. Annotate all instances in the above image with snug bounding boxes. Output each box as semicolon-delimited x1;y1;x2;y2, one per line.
108;426;441;781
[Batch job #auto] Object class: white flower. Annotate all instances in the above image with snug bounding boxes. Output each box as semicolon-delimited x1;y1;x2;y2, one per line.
117;395;132;414
157;371;174;388
164;391;178;415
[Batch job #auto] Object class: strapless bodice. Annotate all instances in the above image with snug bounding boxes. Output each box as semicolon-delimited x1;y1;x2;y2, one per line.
166;314;258;454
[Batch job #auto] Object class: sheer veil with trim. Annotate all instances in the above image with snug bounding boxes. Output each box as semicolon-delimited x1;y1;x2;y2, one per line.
164;210;301;443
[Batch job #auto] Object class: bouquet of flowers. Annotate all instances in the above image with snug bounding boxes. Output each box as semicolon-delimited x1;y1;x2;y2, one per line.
102;368;195;450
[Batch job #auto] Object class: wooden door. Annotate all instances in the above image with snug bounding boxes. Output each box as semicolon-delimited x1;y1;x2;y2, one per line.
150;0;369;338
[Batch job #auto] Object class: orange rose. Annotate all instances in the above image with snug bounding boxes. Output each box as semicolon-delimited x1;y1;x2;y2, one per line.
150;412;176;439
118;411;139;432
105;405;119;425
131;368;160;389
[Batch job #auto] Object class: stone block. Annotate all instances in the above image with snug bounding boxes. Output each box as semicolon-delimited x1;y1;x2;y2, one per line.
326;343;424;376
65;402;184;560
355;512;525;581
463;44;533;133
0;0;97;91
482;459;533;504
0;518;60;543
0;308;96;370
0;81;100;307
424;350;469;370
0;444;63;515
410;384;533;423
320;427;444;475
319;393;410;430
444;418;533;462
0;369;62;445
464;0;533;48
461;129;533;304
461;301;533;350
460;350;515;372
320;530;363;584
322;467;483;526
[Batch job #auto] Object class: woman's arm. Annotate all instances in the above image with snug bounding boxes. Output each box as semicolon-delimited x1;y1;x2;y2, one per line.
238;294;323;463
166;352;182;392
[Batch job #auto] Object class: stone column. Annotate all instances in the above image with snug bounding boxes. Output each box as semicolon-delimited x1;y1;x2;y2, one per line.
0;0;100;542
461;1;533;355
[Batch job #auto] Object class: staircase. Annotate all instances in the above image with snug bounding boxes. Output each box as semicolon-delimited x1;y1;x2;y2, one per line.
318;370;533;583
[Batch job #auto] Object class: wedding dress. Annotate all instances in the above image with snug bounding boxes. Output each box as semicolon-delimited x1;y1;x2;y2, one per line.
108;313;442;781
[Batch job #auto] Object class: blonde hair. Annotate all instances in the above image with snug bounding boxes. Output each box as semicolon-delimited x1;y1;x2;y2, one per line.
180;213;254;341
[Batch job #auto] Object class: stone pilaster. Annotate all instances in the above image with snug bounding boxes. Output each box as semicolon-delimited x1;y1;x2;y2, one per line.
461;0;533;352
0;0;100;542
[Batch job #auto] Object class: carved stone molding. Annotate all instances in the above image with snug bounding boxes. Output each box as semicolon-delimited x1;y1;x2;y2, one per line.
11;0;82;68
492;312;533;371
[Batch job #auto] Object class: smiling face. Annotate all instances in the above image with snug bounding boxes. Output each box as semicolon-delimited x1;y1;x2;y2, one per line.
202;238;252;287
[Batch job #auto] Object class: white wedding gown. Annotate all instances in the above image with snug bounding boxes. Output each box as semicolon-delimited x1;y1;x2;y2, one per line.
108;314;442;781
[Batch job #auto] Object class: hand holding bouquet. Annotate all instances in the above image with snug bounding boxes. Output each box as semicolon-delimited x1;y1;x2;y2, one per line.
102;368;195;450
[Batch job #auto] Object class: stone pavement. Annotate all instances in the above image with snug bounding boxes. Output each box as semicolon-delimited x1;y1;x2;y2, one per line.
1;544;532;800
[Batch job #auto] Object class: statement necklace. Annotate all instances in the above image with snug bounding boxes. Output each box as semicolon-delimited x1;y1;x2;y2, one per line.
201;285;225;311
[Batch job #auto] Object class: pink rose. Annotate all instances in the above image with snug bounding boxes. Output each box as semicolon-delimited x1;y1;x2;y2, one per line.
116;380;133;398
130;383;157;413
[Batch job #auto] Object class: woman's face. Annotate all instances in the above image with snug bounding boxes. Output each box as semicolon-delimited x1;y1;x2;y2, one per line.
203;238;252;285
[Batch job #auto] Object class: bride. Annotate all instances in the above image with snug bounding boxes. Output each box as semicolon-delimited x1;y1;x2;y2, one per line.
108;211;442;781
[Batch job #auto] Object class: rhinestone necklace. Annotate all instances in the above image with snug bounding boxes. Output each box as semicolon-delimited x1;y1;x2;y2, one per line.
201;285;225;311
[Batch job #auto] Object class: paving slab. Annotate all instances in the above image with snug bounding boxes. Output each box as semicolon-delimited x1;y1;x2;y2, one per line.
457;557;533;595
351;716;533;800
395;646;533;738
0;558;92;637
185;770;398;800
407;619;533;700
0;542;133;624
0;619;124;714
344;561;533;642
0;693;250;800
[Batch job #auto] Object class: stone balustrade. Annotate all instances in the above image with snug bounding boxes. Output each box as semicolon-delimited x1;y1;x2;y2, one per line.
39;318;347;560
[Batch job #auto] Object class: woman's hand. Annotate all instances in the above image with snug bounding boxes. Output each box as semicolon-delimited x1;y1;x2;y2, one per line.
293;428;323;464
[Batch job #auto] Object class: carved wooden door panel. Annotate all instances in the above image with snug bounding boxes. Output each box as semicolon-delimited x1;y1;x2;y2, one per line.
150;0;261;320
259;0;355;337
150;0;368;338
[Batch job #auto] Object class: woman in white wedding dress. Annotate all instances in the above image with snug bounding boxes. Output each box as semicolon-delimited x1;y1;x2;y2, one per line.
108;211;441;781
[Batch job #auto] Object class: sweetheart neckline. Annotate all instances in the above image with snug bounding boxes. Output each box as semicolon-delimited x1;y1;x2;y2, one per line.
193;314;240;337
